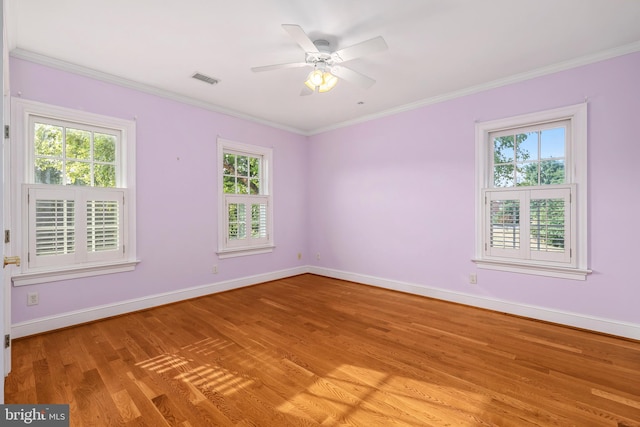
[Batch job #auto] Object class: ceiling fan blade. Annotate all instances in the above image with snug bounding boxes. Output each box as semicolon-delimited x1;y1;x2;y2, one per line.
251;62;309;72
282;24;319;53
331;65;376;89
333;36;388;62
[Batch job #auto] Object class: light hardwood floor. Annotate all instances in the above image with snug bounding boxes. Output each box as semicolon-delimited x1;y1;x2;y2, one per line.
5;274;640;426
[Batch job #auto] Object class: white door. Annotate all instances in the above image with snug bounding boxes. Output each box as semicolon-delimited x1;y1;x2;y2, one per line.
2;90;10;392
1;0;10;404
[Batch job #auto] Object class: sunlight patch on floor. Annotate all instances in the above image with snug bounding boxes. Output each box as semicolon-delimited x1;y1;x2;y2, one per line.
276;363;490;426
135;338;255;397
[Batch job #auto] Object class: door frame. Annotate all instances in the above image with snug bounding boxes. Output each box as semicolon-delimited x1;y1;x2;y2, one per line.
1;0;12;403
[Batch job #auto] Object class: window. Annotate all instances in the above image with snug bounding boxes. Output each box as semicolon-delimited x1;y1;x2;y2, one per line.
217;138;273;258
12;99;137;285
474;104;590;280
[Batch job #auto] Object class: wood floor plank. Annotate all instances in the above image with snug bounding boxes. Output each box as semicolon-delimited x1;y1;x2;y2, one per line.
5;274;640;426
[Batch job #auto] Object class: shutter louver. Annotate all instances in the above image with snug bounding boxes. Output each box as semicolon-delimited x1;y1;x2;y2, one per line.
87;200;120;252
484;187;572;264
251;203;267;238
530;198;565;253
28;186;126;268
35;199;75;256
490;199;520;249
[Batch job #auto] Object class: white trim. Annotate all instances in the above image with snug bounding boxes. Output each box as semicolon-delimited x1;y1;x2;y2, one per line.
308;267;640;341
309;41;640;135
11;98;138;282
473;258;590;280
11;266;308;338
9;48;306;136
475;103;588;278
11;266;639;341
217;137;274;257
1;0;7;402
12;259;140;286
10;41;640;136
216;245;275;259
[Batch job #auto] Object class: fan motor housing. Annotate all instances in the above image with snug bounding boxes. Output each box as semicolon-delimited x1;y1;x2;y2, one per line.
306;39;335;65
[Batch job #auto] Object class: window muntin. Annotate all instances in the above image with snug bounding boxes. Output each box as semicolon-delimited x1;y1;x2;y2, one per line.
32;117;119;187
491;121;568;188
12;98;137;285
223;152;261;195
217;139;273;257
475;104;588;279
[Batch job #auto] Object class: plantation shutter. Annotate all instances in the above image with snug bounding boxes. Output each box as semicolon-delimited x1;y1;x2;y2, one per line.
28;185;126;268
484;186;574;264
225;195;269;249
28;187;77;269
528;187;572;264
85;190;125;263
485;190;526;259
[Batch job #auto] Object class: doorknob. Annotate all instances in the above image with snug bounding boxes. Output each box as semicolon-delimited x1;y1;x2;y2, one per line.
3;256;20;268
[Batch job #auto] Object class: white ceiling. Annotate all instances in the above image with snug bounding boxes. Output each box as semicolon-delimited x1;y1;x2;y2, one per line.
6;0;640;134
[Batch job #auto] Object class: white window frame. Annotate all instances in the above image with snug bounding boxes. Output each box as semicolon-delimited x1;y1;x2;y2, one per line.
474;103;590;280
11;98;138;286
217;138;274;258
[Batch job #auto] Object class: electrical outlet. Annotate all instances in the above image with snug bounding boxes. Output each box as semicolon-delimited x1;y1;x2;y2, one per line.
27;292;39;306
212;265;218;274
297;252;302;260
469;273;477;284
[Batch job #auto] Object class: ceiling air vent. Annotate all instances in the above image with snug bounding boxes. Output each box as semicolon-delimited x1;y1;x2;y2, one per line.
192;72;220;85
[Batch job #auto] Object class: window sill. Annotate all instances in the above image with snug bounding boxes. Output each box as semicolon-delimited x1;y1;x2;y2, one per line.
217;245;275;259
12;260;141;286
472;258;591;280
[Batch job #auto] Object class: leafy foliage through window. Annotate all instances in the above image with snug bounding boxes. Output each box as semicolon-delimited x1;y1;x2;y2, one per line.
475;104;588;279
492;123;567;187
12;98;137;284
484;120;573;263
34;120;118;187
217;139;273;257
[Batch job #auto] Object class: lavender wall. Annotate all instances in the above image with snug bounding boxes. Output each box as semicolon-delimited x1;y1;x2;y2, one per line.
308;52;640;326
10;58;309;324
10;51;640;332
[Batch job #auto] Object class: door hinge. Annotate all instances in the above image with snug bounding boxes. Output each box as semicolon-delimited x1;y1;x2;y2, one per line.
4;125;9;139
4;334;10;349
4;229;9;244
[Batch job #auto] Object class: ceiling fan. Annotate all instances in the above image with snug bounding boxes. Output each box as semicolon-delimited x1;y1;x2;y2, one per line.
251;24;388;95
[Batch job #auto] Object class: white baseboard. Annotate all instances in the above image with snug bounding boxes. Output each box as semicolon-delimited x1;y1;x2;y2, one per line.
12;266;640;341
11;267;308;339
308;266;640;341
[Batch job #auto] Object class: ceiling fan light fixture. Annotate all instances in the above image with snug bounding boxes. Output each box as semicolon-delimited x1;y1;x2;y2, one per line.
304;67;338;93
308;69;325;86
318;72;338;93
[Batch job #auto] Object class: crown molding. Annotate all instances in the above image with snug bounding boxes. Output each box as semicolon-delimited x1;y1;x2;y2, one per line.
11;40;640;137
9;48;307;136
310;40;640;135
